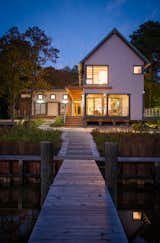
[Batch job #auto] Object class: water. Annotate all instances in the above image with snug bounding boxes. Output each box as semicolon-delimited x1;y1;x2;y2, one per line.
0;186;40;243
0;182;160;243
117;185;160;243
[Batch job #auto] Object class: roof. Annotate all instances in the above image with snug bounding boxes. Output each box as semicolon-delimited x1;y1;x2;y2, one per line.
80;28;150;64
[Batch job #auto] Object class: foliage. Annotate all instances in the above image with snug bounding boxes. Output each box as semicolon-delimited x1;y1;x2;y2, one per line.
92;130;160;156
0;125;61;154
130;20;160;107
50;116;64;127
40;66;78;88
130;20;160;65
0;26;59;119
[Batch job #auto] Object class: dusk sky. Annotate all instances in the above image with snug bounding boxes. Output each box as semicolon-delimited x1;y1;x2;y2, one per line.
0;0;160;69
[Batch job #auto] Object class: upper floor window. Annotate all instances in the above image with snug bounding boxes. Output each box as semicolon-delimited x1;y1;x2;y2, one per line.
37;94;43;100
86;65;108;85
133;65;143;74
63;94;68;100
50;94;56;100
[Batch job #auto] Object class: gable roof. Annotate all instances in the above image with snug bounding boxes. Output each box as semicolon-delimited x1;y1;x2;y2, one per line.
79;28;150;64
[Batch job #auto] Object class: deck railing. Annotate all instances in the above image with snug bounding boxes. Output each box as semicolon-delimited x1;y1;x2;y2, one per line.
144;108;160;117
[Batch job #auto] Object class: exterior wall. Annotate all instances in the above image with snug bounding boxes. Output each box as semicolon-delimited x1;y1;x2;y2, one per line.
32;90;67;117
83;34;144;120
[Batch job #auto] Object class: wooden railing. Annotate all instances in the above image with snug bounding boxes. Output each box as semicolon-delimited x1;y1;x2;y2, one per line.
144;108;160;117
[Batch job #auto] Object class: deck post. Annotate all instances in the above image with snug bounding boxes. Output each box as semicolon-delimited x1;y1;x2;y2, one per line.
155;162;160;185
18;159;23;185
40;141;54;205
105;142;118;205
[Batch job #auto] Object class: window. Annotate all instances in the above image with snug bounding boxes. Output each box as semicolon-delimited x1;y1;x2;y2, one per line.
108;94;129;117
37;94;43;100
50;94;56;100
133;66;143;74
63;94;68;100
86;66;108;85
35;103;46;115
86;94;107;116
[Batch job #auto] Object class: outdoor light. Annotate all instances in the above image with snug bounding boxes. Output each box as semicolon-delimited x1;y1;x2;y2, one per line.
51;94;56;100
63;94;68;100
133;211;142;221
36;99;45;104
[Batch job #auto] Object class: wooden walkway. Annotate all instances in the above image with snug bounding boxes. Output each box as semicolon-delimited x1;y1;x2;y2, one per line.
29;159;128;243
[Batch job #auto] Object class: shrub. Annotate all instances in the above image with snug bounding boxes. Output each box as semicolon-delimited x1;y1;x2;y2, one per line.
0;126;62;154
50;116;64;127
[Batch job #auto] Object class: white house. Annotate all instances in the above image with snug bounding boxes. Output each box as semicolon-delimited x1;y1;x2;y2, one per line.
66;28;150;125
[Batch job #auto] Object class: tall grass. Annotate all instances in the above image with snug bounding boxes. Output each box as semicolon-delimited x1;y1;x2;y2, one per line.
92;130;160;156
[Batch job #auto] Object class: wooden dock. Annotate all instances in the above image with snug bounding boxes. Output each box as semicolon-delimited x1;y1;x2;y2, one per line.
29;159;128;243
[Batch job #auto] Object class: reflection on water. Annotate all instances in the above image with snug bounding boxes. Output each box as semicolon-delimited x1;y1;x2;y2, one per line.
118;185;160;243
0;186;40;243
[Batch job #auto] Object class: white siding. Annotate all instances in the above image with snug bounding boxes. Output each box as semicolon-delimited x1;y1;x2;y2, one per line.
84;34;144;120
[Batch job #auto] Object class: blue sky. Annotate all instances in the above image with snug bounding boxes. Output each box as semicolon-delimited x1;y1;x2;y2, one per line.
0;0;160;69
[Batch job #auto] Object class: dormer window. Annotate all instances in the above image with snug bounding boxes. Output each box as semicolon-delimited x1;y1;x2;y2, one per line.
86;65;108;85
133;65;143;74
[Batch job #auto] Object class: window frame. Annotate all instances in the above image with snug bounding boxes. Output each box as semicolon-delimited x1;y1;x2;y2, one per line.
107;94;130;118
34;102;47;115
85;93;130;118
85;93;107;116
85;65;109;85
133;65;143;75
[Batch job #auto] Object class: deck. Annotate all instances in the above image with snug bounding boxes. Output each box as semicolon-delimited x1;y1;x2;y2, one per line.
29;159;128;243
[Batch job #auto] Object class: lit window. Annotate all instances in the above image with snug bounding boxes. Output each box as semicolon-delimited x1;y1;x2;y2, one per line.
86;94;107;116
108;94;129;117
133;211;142;221
50;94;56;100
38;94;43;100
133;66;143;74
86;66;108;85
63;94;68;100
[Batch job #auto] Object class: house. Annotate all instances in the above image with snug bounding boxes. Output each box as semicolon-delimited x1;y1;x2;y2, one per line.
65;28;150;126
19;28;150;126
19;89;68;118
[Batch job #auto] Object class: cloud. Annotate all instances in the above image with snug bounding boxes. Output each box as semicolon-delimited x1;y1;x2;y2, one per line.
105;0;126;12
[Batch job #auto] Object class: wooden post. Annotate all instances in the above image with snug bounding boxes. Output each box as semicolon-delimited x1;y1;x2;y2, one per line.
105;142;118;205
155;162;160;186
18;159;23;185
40;141;54;205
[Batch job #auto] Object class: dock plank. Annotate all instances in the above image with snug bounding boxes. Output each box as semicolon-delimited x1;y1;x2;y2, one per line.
29;159;128;243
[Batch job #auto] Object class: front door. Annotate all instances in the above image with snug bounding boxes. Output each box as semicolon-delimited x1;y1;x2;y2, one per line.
74;102;82;116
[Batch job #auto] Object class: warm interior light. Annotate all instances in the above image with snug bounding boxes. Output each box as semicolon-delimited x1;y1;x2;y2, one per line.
133;66;142;74
133;211;142;220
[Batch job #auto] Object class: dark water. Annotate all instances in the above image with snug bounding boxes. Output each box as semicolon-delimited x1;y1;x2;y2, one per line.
0;183;160;243
117;185;160;243
0;186;40;243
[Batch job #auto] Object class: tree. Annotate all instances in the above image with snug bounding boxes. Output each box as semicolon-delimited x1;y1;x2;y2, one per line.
130;21;160;107
0;27;32;119
0;26;59;119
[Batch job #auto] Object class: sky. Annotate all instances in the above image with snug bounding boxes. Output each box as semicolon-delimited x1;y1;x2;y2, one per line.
0;0;160;69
